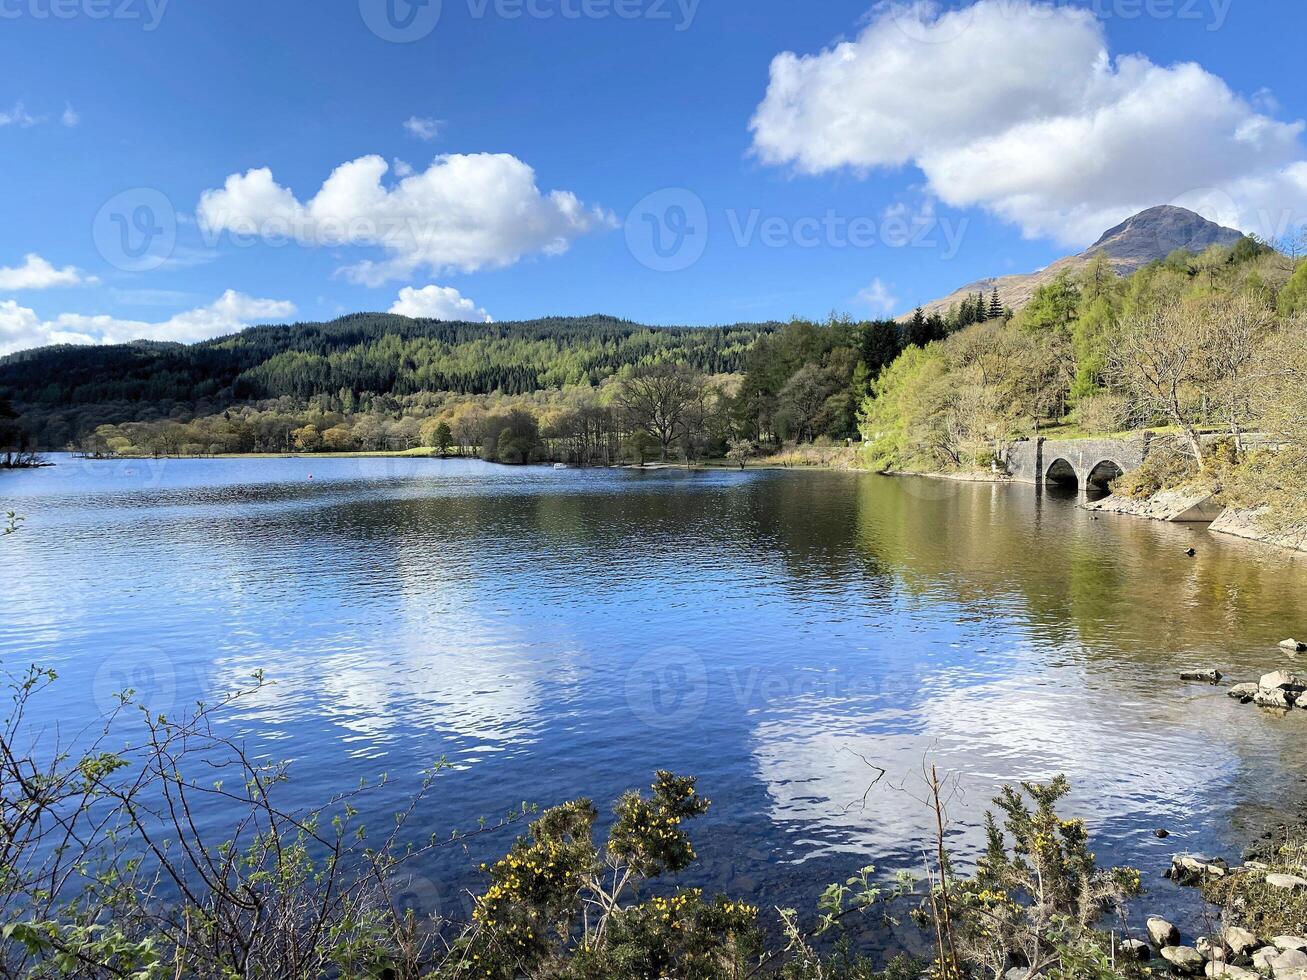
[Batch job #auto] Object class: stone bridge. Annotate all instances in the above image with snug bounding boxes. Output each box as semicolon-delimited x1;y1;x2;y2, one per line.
1002;435;1153;492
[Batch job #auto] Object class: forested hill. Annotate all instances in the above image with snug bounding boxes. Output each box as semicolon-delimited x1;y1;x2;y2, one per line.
0;314;774;447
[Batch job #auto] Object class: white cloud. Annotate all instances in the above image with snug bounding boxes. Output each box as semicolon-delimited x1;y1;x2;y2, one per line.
0;103;39;128
390;284;492;322
0;291;296;355
197;153;615;285
0;254;95;290
750;0;1307;245
403;116;441;141
856;277;897;314
61;104;80;128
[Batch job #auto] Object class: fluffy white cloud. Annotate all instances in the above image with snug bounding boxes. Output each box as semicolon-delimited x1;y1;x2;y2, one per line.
0;291;296;355
389;284;492;322
61;104;80;128
0;254;94;290
403;116;440;141
856;277;897;314
197;153;615;285
750;0;1307;244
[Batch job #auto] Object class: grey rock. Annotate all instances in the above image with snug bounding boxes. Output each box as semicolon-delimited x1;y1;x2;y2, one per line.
1150;916;1182;947
1257;947;1283;970
1228;683;1260;703
1197;935;1226;961
1169;854;1229;883
1003;969;1029;980
1280;639;1307;652
1261;670;1307;693
1205;964;1259;979
1182;669;1224;683
1272;949;1307;976
1204;965;1258;979
1254;688;1297;710
1267;873;1307;891
1161;945;1206;974
1120;938;1152;961
1223;927;1258;957
1275;938;1307;953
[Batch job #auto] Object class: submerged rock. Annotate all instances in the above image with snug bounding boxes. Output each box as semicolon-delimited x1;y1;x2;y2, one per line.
1253;688;1297;710
1182;669;1224;683
1168;854;1229;883
1228;683;1259;703
1280;639;1306;652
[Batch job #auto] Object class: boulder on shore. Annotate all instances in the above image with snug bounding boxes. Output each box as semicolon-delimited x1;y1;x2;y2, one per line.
1204;964;1258;978
1275;938;1307;953
1266;873;1307;891
1269;948;1307;975
1120;938;1152;961
1223;927;1258;957
1149;916;1182;947
1161;945;1206;974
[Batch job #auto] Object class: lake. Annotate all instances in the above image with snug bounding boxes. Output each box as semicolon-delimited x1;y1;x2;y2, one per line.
3;455;1305;945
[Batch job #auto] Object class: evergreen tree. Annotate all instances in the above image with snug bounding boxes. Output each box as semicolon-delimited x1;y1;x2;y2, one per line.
989;288;1004;320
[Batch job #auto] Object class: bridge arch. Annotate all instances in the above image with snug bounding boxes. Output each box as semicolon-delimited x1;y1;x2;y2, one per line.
1086;459;1125;492
1045;458;1079;490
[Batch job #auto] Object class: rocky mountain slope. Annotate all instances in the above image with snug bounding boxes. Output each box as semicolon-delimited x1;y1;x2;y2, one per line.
902;205;1246;320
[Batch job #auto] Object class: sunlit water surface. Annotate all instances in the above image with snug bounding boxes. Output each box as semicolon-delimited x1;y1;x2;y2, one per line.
4;456;1306;947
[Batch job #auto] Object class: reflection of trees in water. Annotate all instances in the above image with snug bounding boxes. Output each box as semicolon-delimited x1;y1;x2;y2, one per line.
852;475;1307;669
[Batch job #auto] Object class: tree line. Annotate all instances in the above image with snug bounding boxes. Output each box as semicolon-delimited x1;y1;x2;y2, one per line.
0;314;770;450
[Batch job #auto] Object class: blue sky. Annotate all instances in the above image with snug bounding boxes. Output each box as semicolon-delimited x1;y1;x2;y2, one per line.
2;0;1306;352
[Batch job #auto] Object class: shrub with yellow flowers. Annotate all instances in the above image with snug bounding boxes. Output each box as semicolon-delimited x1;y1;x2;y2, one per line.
437;772;761;980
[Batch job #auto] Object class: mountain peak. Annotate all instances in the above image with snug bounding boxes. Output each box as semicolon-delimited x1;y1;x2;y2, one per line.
901;205;1247;320
1085;205;1245;265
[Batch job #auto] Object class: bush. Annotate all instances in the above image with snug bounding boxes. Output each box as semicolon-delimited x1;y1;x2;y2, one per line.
1112;441;1200;498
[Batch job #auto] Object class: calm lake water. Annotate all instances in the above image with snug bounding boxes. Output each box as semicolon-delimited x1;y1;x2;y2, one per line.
3;455;1306;944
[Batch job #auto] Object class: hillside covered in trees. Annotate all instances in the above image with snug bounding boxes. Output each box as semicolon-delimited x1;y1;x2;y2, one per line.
0;314;770;449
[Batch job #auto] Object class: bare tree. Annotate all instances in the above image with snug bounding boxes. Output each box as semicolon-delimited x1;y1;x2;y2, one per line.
1110;300;1208;468
1196;294;1276;452
616;364;702;461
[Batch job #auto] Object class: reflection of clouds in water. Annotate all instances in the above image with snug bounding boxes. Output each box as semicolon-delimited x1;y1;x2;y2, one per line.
208;627;563;763
749;658;1244;867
